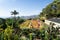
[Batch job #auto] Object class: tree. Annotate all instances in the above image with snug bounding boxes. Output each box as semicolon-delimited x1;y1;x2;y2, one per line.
11;10;19;28
39;0;60;18
11;10;19;19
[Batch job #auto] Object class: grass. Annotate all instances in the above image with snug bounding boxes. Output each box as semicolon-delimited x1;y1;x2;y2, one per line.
20;20;31;28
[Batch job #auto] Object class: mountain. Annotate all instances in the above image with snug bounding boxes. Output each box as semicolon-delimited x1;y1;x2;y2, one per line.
21;15;39;19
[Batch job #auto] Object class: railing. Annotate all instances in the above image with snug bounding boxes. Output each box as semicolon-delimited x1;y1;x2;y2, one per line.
45;20;60;28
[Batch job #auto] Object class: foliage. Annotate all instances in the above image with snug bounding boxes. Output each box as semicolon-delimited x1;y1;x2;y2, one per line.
11;10;19;16
0;1;60;39
0;22;60;40
4;26;13;40
39;0;60;19
0;18;7;29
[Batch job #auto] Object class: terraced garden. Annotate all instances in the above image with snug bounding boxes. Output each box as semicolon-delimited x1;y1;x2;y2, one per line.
20;20;44;29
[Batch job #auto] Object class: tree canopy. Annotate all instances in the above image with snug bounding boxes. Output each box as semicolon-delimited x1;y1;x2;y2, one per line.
39;0;60;19
11;10;19;17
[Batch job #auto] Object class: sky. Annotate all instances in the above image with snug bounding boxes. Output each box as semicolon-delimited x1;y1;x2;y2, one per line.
0;0;53;18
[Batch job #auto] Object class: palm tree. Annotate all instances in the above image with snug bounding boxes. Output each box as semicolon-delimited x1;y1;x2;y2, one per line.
11;10;19;18
11;10;19;28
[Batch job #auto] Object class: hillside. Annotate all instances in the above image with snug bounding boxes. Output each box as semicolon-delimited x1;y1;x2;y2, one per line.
20;20;31;28
39;0;60;19
20;20;43;29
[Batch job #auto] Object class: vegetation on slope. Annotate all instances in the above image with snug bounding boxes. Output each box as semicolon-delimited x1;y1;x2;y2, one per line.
20;20;31;28
39;0;60;19
0;0;60;40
